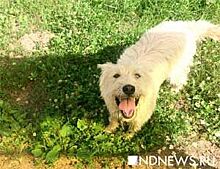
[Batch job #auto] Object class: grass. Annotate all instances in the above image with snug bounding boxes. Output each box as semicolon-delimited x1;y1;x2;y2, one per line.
0;0;220;166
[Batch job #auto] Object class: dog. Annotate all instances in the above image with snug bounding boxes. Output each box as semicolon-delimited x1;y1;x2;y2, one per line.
98;20;220;137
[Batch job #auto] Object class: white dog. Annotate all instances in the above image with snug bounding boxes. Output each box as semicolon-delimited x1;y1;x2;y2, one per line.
98;20;220;136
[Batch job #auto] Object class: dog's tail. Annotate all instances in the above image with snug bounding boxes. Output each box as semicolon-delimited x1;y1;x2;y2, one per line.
188;20;220;41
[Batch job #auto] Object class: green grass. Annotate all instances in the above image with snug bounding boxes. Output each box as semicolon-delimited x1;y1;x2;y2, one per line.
0;0;219;165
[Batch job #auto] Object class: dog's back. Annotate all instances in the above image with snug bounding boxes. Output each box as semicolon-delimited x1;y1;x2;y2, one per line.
147;20;220;91
150;20;220;41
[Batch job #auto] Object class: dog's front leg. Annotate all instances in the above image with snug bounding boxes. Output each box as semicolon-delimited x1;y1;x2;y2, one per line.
131;122;142;133
105;113;119;133
124;122;142;139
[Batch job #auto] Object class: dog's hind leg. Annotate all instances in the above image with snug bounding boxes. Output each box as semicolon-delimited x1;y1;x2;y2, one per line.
169;66;190;92
169;39;196;92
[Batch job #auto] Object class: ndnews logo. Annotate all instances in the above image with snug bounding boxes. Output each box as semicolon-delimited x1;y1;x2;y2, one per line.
127;155;216;167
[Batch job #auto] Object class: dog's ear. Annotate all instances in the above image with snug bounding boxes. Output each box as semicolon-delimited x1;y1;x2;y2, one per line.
97;62;114;71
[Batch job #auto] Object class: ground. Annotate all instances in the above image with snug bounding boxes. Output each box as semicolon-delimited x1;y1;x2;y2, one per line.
0;0;219;168
1;141;220;168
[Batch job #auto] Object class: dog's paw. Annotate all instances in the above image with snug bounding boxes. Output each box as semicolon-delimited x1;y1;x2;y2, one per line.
171;84;182;93
123;132;135;140
104;126;116;133
104;121;119;133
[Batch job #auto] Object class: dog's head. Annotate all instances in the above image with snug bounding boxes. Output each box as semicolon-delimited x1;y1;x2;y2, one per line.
98;62;153;121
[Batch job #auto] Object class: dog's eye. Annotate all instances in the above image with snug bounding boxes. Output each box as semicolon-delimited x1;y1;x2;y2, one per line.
135;73;141;79
113;73;120;78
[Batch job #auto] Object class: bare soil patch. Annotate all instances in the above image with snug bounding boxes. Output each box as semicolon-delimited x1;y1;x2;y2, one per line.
19;31;54;52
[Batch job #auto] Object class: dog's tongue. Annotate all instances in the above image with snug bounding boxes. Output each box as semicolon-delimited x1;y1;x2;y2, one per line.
119;98;135;118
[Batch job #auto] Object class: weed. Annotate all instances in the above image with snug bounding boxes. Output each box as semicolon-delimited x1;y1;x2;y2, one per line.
0;0;219;165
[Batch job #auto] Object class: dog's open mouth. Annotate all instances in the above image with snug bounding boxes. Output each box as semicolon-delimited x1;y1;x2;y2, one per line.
115;97;139;119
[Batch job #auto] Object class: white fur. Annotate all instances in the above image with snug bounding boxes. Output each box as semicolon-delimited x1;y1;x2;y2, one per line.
98;20;220;136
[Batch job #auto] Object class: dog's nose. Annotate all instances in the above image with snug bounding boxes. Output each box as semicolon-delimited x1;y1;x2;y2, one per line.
123;84;135;95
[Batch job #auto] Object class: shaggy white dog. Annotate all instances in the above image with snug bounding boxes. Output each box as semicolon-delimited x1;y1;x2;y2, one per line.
98;20;220;136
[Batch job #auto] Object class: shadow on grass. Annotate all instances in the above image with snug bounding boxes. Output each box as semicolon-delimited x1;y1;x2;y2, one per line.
1;45;216;168
1;45;124;121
